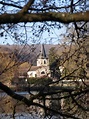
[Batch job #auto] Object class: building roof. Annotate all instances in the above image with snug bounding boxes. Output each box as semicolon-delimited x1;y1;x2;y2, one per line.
38;44;47;59
29;66;42;71
28;65;48;71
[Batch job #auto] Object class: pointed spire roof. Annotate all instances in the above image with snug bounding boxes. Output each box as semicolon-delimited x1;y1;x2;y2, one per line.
39;44;47;59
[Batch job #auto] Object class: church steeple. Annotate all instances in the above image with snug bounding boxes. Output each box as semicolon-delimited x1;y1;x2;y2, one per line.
39;44;47;59
37;44;49;66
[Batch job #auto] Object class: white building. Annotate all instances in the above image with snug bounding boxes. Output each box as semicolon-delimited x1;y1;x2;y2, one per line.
27;44;51;78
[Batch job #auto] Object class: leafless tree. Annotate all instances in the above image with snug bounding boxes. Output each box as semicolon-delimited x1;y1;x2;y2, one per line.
0;0;89;119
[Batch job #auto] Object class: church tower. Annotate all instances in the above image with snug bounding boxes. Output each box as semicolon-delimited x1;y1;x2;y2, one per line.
37;44;49;66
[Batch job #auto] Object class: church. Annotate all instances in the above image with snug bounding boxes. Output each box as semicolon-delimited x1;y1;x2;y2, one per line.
27;44;51;78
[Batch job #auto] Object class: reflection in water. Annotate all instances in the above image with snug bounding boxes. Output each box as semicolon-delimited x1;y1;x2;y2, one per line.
0;92;49;119
0;113;42;119
0;92;62;119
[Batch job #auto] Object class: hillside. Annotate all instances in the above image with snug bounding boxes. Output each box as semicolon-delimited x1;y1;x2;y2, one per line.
0;44;64;65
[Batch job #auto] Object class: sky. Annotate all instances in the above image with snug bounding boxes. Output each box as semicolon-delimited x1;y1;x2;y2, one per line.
0;0;70;45
0;0;89;45
0;23;67;45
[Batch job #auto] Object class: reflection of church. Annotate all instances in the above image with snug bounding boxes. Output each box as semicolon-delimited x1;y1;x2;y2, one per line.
27;44;51;78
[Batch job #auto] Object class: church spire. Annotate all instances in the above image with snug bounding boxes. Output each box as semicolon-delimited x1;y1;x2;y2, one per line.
37;44;49;66
39;44;47;59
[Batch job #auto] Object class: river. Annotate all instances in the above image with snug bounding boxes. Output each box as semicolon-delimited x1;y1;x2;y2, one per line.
1;92;86;119
0;92;60;119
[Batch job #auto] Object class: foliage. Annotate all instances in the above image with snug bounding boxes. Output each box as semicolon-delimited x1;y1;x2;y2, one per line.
48;47;59;66
27;77;52;86
60;42;87;81
0;51;17;85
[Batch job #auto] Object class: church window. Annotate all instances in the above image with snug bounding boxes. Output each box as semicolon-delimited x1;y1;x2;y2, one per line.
41;71;45;74
44;60;46;64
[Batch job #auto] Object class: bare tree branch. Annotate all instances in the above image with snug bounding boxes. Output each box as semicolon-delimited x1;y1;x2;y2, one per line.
18;0;34;14
0;11;89;24
69;92;89;111
0;81;83;119
32;102;80;119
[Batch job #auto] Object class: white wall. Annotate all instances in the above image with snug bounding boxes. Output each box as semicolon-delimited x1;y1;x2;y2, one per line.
27;71;37;78
37;58;49;67
27;66;50;78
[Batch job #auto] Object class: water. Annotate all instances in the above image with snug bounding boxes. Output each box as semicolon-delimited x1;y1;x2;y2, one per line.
1;92;85;119
0;110;60;118
0;92;59;119
0;113;42;119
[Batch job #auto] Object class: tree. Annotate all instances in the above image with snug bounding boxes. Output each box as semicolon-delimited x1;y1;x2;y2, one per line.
0;0;89;119
49;47;59;65
0;50;18;86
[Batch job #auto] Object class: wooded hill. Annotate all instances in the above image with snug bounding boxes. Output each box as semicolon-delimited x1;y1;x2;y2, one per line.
0;44;64;65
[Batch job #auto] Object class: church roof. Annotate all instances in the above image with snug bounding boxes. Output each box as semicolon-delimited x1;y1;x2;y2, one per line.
29;66;42;71
28;65;48;71
38;44;47;59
